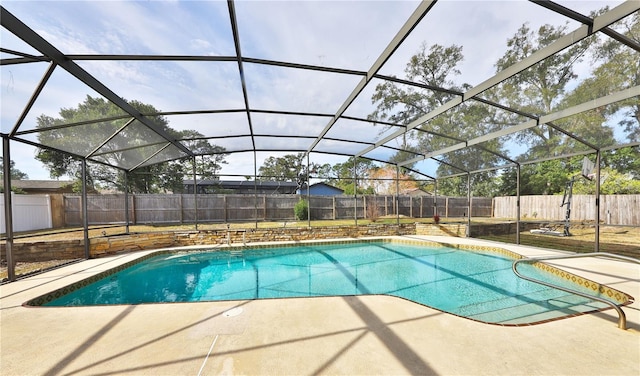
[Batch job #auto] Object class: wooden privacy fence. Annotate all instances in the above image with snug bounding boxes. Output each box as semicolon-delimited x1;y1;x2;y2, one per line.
16;193;637;230
493;194;640;225
62;194;493;226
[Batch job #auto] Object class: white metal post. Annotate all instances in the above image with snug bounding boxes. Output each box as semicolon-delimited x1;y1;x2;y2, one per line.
466;173;471;237
595;151;601;252
307;153;311;228
396;164;400;226
81;159;89;259
516;164;521;244
124;171;130;234
2;136;15;281
193;156;198;231
353;157;358;226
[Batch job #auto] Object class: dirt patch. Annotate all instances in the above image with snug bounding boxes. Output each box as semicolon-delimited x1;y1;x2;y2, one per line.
479;225;640;258
1;259;79;282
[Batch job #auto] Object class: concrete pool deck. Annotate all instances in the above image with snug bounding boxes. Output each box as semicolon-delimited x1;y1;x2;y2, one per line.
1;236;638;375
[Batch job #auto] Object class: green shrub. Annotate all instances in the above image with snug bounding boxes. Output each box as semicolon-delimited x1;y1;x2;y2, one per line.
294;199;309;220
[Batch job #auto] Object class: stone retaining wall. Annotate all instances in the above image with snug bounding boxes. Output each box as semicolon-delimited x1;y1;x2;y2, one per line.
415;222;541;237
0;240;85;262
469;222;540;236
1;223;417;262
91;232;177;258
175;223;416;247
416;223;467;237
1;222;535;262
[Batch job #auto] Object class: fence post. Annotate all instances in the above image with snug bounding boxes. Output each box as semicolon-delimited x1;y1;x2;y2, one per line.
354;194;358;225
363;195;367;219
132;195;137;225
332;196;336;220
45;194;53;229
224;195;228;223
385;196;388;216
410;196;413;218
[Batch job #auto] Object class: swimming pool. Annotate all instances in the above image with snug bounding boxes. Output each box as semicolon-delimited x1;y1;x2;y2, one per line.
30;240;632;325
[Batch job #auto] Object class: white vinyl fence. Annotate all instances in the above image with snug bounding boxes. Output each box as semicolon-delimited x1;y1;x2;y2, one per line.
0;194;53;233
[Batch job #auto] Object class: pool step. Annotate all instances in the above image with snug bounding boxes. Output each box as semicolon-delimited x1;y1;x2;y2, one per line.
456;291;608;325
452;287;565;316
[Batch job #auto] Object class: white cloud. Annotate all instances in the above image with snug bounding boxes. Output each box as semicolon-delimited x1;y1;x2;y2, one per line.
235;0;420;70
189;39;214;54
1;63;50;133
244;63;362;114
3;143;50;180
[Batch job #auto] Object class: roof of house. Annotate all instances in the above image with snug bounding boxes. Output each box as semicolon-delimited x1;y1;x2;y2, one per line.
305;182;344;192
405;188;433;196
2;180;74;190
184;180;298;188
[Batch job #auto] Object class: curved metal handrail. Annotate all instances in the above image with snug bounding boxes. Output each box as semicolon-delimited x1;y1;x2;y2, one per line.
512;252;639;330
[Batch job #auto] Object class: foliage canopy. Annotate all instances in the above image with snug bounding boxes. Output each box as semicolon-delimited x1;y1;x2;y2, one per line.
36;96;227;193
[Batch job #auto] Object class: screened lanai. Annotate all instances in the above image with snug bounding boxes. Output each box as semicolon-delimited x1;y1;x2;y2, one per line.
1;1;639;280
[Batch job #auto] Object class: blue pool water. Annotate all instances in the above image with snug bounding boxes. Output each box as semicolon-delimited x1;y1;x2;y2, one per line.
44;242;615;325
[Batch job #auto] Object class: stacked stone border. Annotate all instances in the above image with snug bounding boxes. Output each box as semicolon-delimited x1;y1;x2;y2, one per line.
2;223;435;262
3;222;533;263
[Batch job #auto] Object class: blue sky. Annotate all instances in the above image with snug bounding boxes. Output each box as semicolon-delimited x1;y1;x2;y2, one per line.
0;0;632;181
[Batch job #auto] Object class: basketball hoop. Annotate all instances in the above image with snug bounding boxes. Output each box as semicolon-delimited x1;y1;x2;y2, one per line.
581;157;595;181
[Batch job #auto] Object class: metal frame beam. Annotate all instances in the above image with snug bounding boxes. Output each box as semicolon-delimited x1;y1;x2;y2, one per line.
398;85;640;167
306;0;437;154
0;6;194;158
227;0;257;151
530;0;640;53
10;61;56;137
0;1;636;201
355;2;639;163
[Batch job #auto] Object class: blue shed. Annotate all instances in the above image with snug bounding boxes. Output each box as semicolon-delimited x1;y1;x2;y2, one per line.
298;182;344;196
